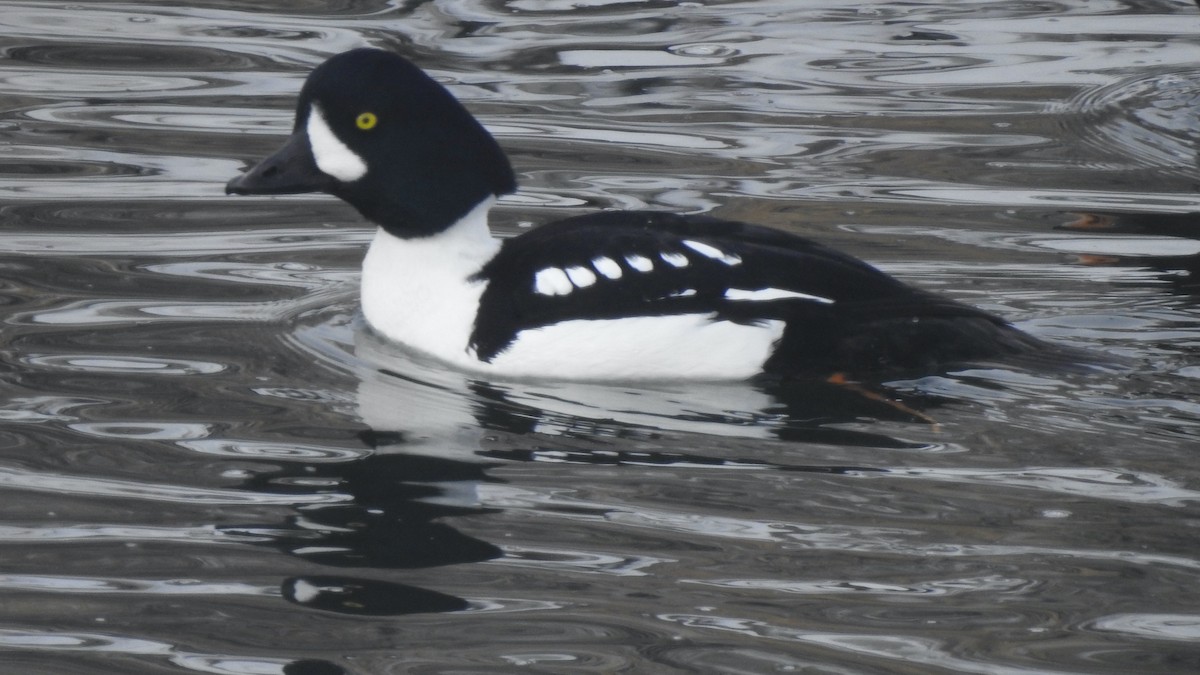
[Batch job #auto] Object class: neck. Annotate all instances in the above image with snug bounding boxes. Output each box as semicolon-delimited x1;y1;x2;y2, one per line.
365;196;500;282
414;196;499;253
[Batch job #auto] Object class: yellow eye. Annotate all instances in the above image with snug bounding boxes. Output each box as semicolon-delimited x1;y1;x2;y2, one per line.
355;112;378;130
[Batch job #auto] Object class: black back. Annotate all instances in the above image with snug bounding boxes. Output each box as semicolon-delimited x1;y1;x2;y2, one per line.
468;211;1037;376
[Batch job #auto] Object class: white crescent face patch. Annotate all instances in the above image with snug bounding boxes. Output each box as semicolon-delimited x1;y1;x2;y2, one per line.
307;104;368;182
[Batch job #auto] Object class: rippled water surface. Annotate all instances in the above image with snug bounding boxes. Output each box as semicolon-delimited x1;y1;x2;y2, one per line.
3;1;1200;673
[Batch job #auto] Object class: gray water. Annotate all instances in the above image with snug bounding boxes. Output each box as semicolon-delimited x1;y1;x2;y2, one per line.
2;1;1200;673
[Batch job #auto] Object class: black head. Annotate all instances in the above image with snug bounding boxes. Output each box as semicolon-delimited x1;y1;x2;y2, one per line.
226;49;516;237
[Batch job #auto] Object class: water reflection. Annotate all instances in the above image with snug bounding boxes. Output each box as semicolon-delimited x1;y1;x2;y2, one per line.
219;367;504;616
1046;65;1200;301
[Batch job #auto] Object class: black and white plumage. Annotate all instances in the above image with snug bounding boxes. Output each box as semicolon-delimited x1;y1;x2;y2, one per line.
226;48;1083;381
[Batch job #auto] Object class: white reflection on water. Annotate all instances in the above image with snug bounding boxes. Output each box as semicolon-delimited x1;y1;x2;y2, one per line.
478;483;1200;571
1089;613;1200;643
0;574;270;597
0;627;299;674
0;466;348;506
660;614;1081;675
682;573;1032;596
26;104;292;135
24;354;226;375
889;466;1200;506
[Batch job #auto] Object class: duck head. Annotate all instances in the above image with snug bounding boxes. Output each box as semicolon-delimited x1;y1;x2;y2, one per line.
226;48;516;237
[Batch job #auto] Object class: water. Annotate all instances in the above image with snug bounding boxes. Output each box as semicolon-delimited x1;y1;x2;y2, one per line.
2;1;1199;673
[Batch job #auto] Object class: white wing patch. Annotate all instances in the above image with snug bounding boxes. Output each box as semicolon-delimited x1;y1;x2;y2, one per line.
682;239;741;266
534;267;573;296
565;265;597;288
659;251;690;268
307;104;367;182
724;287;835;304
592;256;623;279
534;244;817;306
535;265;602;295
625;254;654;272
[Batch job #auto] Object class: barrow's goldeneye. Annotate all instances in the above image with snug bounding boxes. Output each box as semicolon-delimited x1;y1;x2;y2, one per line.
227;48;1086;381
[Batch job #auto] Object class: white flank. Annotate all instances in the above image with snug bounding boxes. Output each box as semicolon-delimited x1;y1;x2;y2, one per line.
591;256;623;279
682;239;741;265
488;314;785;381
565;265;597;288
660;251;690;267
307;104;368;182
625;254;654;272
534;267;573;296
724;287;835;304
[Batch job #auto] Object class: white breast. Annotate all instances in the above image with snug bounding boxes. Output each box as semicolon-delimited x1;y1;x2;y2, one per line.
360;199;500;368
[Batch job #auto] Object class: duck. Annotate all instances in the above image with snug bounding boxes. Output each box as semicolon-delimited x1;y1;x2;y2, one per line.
226;48;1090;382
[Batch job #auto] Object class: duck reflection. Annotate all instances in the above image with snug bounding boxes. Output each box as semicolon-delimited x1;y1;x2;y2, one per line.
466;376;935;449
1058;211;1200;296
232;326;954;618
236;446;503;570
225;427;501;616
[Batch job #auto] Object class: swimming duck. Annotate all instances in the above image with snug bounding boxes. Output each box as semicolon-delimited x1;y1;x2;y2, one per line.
227;48;1077;381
